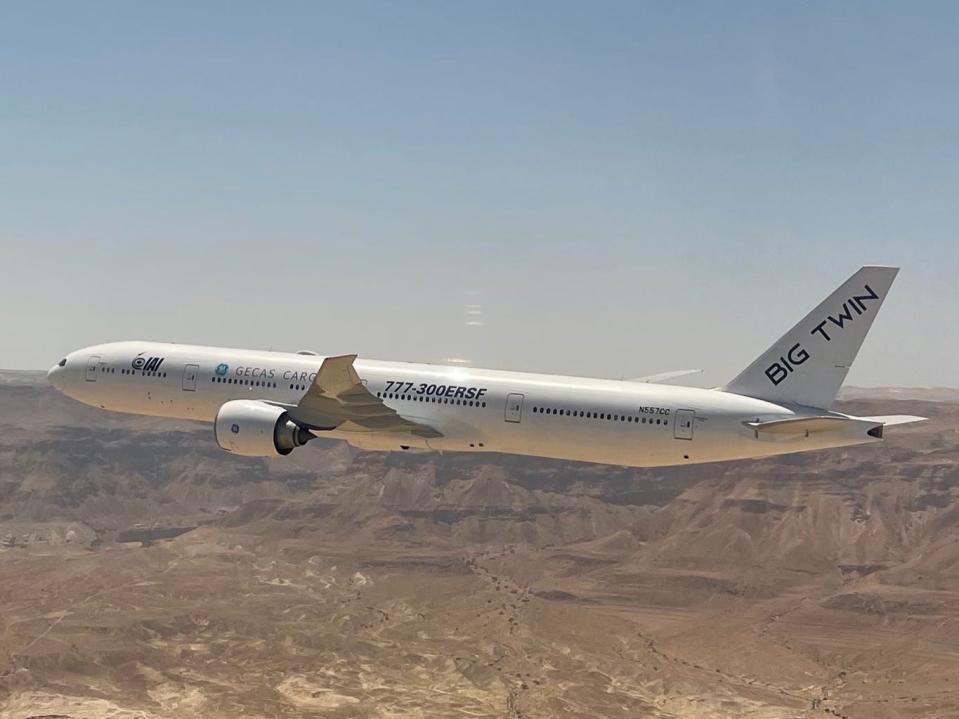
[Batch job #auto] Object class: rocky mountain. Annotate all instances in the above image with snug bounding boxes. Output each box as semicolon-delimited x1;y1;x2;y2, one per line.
1;376;958;718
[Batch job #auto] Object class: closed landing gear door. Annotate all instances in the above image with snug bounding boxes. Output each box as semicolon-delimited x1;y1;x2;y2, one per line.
674;409;695;440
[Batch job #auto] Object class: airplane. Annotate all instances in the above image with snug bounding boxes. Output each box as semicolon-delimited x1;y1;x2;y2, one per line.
47;266;924;468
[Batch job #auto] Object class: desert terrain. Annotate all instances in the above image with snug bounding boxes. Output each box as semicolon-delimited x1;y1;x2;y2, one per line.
1;371;959;718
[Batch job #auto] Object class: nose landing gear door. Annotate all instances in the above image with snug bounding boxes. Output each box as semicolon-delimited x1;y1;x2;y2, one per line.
85;355;101;382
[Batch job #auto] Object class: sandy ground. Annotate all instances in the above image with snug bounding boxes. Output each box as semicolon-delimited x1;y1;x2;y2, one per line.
1;380;958;717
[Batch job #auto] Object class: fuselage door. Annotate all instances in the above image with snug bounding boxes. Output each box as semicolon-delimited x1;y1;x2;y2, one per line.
674;409;695;440
182;364;199;392
505;392;524;423
85;355;101;382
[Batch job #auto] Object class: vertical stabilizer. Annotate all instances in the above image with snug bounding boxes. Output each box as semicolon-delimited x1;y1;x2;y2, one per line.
723;266;898;409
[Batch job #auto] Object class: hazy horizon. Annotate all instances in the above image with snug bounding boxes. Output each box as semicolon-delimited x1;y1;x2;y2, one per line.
2;2;957;388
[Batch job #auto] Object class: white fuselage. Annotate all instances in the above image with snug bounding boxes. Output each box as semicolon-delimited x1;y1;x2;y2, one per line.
47;341;879;467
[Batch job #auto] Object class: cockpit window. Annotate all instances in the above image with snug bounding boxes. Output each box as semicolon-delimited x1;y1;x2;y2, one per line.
57;358;67;367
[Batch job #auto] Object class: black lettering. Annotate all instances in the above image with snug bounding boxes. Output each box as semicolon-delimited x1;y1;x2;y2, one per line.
810;320;831;341
426;384;437;395
444;386;456;397
476;388;487;399
765;362;788;386
465;387;477;399
454;387;466;398
787;342;809;365
827;302;854;329
852;283;879;308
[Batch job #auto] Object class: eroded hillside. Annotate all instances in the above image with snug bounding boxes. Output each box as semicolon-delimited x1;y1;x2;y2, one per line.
1;378;958;718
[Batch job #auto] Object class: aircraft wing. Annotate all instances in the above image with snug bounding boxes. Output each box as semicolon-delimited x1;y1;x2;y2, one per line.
283;354;442;438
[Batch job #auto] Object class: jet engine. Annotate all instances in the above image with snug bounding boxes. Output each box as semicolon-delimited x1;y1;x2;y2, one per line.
214;400;314;457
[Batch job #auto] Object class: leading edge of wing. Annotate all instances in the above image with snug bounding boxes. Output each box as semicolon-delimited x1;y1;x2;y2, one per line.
284;354;443;438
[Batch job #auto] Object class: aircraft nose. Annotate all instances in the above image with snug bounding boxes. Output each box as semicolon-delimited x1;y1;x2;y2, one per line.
47;357;68;390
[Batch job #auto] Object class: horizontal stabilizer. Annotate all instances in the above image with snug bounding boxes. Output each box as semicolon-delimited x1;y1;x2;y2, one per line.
629;369;703;384
858;414;927;427
744;416;856;434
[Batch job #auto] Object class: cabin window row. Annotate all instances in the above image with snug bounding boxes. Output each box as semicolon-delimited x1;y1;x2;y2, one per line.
118;368;167;378
211;377;280;389
532;406;669;426
378;392;487;408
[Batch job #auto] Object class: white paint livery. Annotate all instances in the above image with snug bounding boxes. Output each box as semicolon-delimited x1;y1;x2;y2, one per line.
47;267;924;468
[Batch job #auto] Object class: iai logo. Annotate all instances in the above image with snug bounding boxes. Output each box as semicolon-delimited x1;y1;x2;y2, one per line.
215;363;229;377
131;353;165;372
230;423;240;434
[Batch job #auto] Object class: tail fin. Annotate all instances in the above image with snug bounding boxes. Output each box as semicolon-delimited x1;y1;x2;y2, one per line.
723;266;899;409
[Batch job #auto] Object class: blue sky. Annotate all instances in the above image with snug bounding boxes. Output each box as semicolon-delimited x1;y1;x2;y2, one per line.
1;1;956;386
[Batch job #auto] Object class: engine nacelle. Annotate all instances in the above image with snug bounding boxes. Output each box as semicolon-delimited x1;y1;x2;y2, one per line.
214;400;314;457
